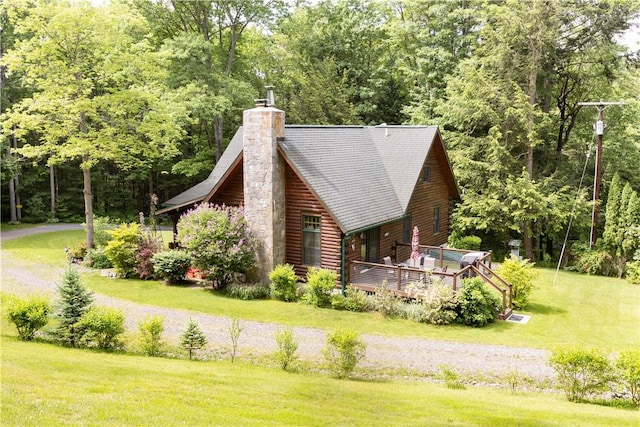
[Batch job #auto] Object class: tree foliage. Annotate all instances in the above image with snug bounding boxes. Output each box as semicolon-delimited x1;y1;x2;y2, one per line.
1;0;183;246
1;0;639;270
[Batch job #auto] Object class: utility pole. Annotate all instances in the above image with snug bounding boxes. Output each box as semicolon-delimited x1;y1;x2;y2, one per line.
577;100;625;248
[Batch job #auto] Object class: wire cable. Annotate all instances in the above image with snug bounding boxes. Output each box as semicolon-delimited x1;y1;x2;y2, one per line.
553;132;596;286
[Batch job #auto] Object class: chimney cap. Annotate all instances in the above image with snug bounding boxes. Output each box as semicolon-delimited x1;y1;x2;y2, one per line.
265;86;275;107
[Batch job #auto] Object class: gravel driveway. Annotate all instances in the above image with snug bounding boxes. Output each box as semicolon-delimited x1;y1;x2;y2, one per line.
1;225;555;385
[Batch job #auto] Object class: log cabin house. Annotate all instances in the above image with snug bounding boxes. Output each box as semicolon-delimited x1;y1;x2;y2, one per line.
158;93;461;291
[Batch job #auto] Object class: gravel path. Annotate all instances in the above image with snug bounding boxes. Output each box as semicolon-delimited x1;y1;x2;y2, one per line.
1;225;555;385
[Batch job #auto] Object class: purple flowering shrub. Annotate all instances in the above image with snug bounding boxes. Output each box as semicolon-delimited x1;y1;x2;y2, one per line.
177;203;255;288
135;242;161;279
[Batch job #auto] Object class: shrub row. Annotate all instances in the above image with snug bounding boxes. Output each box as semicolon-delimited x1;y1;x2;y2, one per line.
266;264;502;328
4;274;367;378
550;347;640;406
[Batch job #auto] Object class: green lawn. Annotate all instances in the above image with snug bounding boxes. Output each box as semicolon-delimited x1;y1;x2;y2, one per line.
2;332;638;426
2;230;639;350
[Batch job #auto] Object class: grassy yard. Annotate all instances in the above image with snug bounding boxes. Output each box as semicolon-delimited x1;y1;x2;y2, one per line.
2;330;639;426
2;230;639;350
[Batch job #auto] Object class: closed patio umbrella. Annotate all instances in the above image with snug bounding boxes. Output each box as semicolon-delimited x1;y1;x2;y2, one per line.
410;226;420;260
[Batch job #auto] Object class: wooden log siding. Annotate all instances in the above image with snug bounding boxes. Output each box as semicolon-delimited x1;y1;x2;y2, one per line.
284;164;342;278
208;162;244;207
407;146;452;247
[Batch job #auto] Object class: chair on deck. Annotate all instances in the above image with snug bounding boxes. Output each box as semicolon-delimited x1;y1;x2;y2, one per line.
421;256;436;270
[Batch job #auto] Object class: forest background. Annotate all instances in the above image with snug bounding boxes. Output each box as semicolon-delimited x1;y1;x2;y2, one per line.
1;0;639;264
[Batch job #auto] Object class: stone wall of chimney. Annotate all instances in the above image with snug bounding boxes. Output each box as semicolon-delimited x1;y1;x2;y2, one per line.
242;105;286;282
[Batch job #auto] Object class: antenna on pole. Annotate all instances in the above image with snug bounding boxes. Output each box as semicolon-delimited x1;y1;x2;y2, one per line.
577;100;625;248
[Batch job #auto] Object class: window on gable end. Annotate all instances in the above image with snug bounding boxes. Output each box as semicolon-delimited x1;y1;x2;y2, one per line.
422;164;431;183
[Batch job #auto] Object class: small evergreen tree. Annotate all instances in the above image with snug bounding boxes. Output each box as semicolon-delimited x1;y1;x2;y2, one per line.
56;268;94;346
180;318;207;360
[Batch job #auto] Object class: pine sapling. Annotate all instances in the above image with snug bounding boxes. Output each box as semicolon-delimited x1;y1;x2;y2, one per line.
56;268;93;346
180;318;207;360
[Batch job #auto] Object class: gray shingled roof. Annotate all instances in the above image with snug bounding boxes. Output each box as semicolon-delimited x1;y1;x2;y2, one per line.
280;125;437;232
158;130;244;212
159;125;444;233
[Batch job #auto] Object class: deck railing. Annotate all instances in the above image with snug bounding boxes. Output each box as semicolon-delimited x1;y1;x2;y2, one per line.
347;250;512;320
394;243;492;269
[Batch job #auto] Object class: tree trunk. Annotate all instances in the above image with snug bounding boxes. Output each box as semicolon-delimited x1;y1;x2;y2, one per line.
11;129;22;222
15;174;22;222
83;159;94;249
214;115;223;162
79;104;94;248
50;165;56;220
7;144;17;223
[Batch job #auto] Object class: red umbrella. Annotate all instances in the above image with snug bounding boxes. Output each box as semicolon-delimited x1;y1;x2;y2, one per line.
410;226;420;260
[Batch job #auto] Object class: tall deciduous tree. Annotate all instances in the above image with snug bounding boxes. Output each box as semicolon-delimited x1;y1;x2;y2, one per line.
1;0;182;247
135;0;287;165
432;0;638;259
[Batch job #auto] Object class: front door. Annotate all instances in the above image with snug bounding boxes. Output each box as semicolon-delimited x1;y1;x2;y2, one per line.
361;227;380;263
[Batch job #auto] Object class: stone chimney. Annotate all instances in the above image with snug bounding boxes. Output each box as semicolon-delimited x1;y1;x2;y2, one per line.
243;88;286;282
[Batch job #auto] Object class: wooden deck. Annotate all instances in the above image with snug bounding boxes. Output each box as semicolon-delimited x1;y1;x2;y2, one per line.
346;246;513;320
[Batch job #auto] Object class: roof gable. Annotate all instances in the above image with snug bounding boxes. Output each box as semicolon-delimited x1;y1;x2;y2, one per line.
280;126;403;232
159;125;459;233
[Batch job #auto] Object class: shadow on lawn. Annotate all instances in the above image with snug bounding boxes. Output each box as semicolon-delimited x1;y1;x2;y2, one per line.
525;302;566;316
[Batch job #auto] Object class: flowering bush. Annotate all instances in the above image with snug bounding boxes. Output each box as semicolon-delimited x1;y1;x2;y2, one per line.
177;203;255;288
